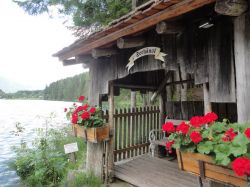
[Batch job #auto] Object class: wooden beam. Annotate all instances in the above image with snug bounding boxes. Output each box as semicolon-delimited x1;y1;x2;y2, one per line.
117;37;145;49
165;79;194;86
58;0;216;61
215;0;248;16
156;21;184;34
91;48;118;59
62;55;93;66
113;83;157;90
150;71;172;103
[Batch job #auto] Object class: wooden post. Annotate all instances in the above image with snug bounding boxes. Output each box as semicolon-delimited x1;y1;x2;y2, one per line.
131;91;136;109
203;83;212;114
132;0;137;10
234;12;250;123
86;142;104;178
107;81;114;182
160;90;166;125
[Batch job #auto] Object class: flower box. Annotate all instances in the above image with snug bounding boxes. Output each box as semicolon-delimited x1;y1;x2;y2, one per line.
74;124;110;143
176;150;247;187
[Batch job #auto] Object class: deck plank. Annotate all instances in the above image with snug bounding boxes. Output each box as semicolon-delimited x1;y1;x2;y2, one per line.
114;154;206;187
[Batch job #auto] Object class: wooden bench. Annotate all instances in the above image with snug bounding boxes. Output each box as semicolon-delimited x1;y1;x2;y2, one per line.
149;119;184;157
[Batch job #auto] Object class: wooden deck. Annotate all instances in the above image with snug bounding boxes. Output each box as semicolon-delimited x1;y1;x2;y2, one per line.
114;154;210;187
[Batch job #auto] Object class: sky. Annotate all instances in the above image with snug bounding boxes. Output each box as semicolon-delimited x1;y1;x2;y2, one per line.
0;0;86;91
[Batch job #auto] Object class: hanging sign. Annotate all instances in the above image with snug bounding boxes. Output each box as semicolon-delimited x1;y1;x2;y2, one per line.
126;47;167;72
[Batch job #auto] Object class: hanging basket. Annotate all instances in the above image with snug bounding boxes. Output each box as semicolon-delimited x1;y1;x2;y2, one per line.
176;150;247;187
73;124;110;143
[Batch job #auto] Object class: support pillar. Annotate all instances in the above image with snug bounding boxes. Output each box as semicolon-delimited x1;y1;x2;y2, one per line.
160;90;166;125
234;12;250;123
203;83;212;114
107;81;114;182
131;91;136;109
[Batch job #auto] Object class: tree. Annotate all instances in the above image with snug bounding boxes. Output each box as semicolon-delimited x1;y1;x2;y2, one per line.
13;0;132;36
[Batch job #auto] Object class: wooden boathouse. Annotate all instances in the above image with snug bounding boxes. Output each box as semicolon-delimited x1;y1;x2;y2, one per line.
54;0;249;186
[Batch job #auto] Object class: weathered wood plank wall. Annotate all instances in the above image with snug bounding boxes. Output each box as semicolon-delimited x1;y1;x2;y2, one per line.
89;16;236;106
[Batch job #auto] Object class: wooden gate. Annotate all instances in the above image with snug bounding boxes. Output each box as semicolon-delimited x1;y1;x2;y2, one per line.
103;106;160;162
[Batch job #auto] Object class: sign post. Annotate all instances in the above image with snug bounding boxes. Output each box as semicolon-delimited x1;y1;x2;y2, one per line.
64;142;79;163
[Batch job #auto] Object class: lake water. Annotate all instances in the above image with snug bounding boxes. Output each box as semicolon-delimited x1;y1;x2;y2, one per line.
0;100;72;187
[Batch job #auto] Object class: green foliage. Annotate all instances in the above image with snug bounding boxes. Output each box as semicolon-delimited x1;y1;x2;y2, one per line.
197;141;214;154
14;0;132;29
67;172;103;187
13;125;86;187
44;73;89;101
1;90;44;99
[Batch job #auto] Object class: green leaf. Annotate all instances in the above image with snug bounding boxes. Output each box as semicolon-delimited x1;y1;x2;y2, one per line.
229;145;246;157
215;153;231;166
197;141;214;154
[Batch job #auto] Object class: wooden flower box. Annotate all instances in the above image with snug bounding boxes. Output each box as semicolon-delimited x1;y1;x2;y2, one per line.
73;124;110;143
176;150;247;187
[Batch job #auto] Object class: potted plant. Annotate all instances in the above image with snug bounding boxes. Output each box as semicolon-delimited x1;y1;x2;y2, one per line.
163;112;250;187
65;95;109;143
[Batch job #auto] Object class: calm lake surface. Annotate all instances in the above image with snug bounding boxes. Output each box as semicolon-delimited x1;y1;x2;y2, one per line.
0;99;72;187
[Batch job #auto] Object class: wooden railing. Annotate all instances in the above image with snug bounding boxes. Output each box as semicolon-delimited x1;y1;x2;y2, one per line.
103;106;160;162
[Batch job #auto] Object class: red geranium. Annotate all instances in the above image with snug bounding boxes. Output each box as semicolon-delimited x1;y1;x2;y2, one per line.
162;122;175;133
203;112;218;124
222;128;237;142
81;112;90;120
244;128;250;139
190;116;205;128
190;131;203;143
78;95;85;101
75;106;85;112
82;104;89;111
166;140;175;153
89;107;96;113
64;108;67;112
176;122;190;135
71;113;78;124
232;157;250;176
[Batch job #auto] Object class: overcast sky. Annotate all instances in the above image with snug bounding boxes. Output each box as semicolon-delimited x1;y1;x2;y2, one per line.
0;0;85;91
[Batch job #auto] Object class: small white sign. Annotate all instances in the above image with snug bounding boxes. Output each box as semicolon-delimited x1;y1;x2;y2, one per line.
64;142;78;154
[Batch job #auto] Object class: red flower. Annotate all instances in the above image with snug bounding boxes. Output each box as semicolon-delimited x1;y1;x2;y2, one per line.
89;107;96;113
176;122;190;135
232;157;249;176
64;108;67;112
162;122;175;133
71;113;78;124
190;116;205;128
82;104;89;111
166;140;175;153
75;106;85;112
81;112;90;120
222;128;237;142
190;131;203;143
244;128;250;139
78;95;85;101
203;112;218;124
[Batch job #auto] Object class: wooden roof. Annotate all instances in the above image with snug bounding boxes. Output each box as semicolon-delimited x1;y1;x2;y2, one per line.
54;0;215;61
